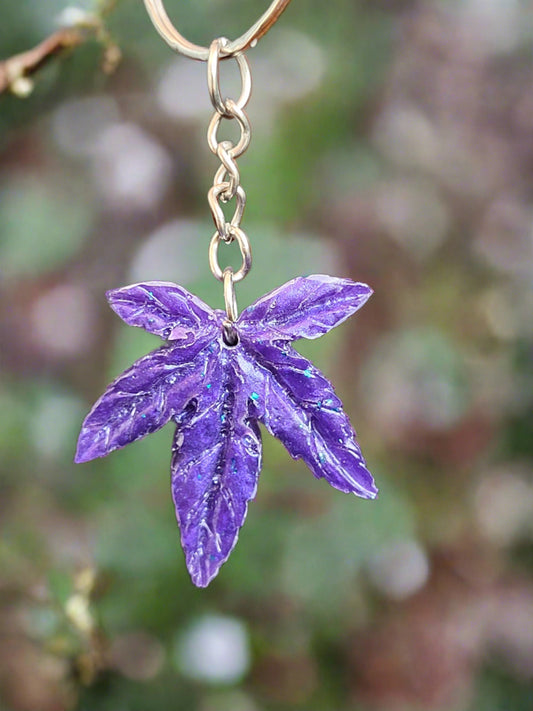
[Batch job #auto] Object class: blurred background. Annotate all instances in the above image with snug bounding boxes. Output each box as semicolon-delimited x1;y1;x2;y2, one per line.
1;0;533;709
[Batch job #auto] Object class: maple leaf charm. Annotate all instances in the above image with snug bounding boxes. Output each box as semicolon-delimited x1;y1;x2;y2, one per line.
76;275;378;587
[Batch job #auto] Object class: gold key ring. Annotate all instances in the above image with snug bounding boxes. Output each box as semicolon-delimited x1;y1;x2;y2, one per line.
143;0;293;61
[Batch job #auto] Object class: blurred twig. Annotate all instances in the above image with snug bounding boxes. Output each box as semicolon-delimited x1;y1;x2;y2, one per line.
0;28;84;97
97;0;120;18
0;5;121;98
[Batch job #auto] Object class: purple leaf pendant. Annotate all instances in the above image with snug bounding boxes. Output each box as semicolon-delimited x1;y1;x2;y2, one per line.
76;275;378;587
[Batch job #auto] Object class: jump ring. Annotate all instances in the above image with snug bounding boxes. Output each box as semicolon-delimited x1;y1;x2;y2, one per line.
207;100;251;158
209;225;252;283
208;38;252;116
223;268;239;322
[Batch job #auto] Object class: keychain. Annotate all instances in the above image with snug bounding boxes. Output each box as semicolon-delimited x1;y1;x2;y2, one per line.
76;0;378;587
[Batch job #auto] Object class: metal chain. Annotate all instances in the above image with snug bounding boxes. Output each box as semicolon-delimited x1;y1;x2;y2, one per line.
206;38;253;324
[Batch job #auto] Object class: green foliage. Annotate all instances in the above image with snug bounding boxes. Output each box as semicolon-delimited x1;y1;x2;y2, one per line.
0;177;92;277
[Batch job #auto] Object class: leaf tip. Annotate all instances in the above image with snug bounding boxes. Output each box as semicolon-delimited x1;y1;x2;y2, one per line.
73;442;92;464
74;427;108;464
105;285;124;304
362;483;379;500
349;280;373;302
188;559;222;588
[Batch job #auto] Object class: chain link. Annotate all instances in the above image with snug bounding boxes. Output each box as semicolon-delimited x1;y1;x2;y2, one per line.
208;182;246;242
206;38;253;321
207;37;252;116
214;141;240;200
207;99;252;159
209;224;252;283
